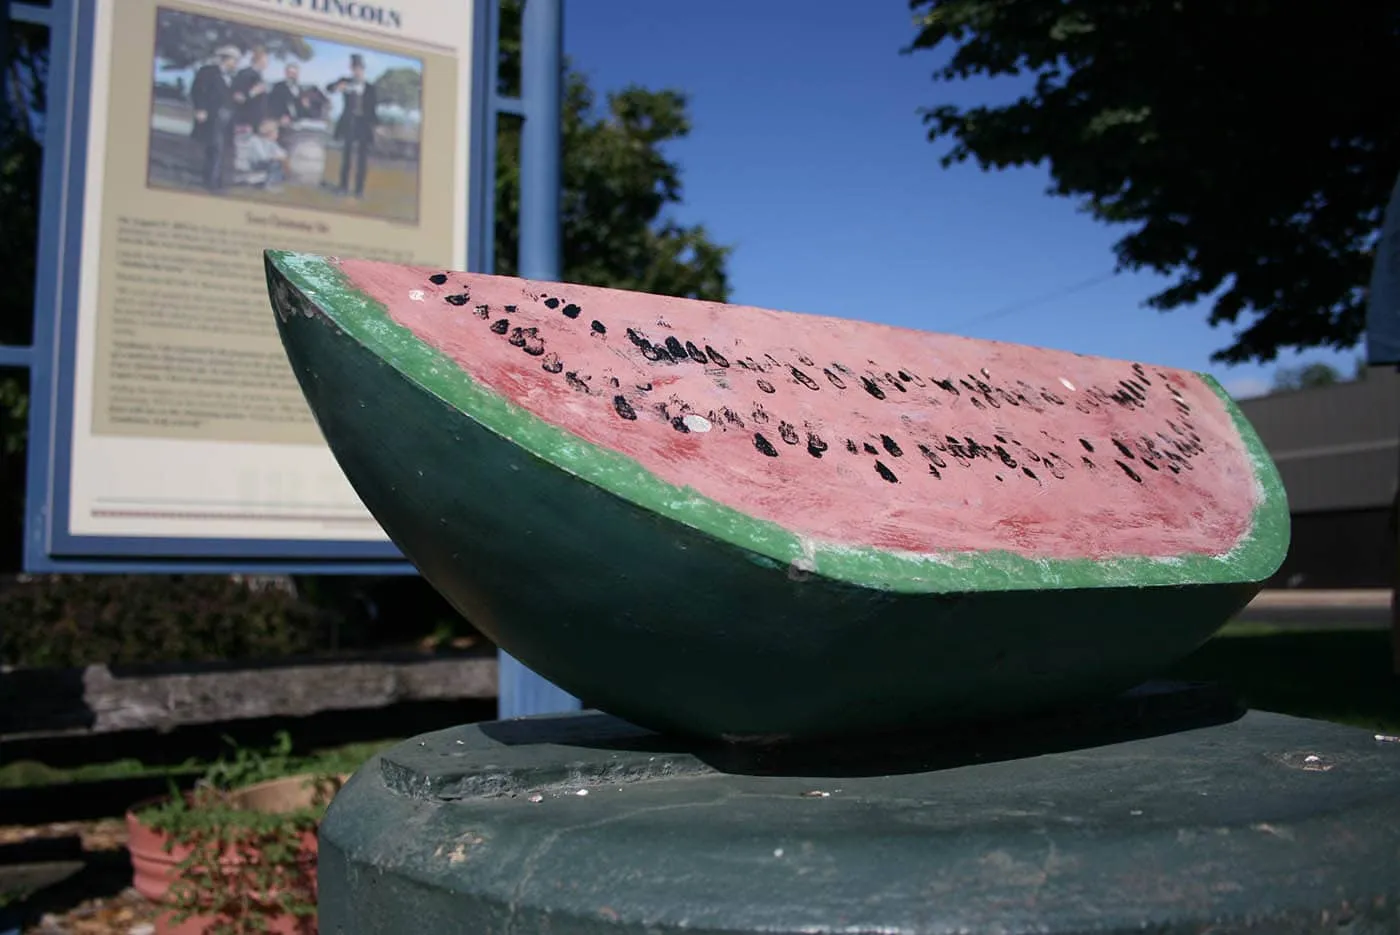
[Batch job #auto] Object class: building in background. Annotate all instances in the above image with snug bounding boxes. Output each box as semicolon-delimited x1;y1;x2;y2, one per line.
1238;369;1399;589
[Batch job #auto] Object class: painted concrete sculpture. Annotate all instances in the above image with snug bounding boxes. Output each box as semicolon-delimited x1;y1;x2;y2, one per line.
265;250;1289;742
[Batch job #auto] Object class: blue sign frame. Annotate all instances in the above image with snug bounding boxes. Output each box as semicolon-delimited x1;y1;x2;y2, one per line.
10;0;497;574
6;0;579;718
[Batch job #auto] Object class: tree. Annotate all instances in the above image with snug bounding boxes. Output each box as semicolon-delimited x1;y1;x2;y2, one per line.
374;67;421;113
0;19;47;571
153;8;312;71
492;0;730;300
905;1;1400;364
1271;362;1344;393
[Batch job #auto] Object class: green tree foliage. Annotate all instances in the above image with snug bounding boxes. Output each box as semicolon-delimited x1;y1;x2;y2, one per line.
492;0;730;300
0;19;47;571
905;1;1400;364
1272;362;1345;393
373;67;421;113
153;8;312;71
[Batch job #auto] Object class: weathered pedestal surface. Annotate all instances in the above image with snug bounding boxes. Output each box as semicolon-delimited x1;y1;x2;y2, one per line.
318;686;1400;934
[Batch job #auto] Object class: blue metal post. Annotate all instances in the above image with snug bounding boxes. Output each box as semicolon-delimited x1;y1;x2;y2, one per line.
518;0;563;282
498;0;580;719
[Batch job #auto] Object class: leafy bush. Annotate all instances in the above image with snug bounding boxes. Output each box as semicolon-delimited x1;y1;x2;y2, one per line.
0;574;331;668
136;732;339;934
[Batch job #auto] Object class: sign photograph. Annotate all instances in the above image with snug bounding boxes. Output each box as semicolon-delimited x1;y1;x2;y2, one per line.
25;0;488;567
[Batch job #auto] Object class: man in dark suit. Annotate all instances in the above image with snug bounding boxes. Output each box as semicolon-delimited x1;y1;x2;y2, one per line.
326;53;378;198
231;45;270;130
189;45;240;190
268;62;305;127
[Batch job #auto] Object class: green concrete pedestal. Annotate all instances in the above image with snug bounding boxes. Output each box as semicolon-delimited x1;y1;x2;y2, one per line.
318;684;1400;934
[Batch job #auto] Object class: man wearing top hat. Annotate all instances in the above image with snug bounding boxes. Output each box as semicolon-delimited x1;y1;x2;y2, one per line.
189;44;241;190
326;53;379;198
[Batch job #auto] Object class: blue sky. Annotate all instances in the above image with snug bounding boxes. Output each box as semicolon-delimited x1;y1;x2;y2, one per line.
564;0;1359;399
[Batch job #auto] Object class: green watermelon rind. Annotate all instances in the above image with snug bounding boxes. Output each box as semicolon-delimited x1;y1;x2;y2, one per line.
266;250;1290;596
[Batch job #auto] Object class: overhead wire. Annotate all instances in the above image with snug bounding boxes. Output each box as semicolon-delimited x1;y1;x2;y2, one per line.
951;270;1118;329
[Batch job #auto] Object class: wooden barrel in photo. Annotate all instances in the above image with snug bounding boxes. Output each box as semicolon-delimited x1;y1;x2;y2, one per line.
282;120;331;187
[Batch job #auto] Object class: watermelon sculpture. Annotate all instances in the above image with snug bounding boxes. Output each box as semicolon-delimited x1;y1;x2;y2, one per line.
265;251;1289;742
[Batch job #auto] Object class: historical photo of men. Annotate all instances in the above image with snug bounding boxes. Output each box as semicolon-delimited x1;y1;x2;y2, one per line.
146;7;424;223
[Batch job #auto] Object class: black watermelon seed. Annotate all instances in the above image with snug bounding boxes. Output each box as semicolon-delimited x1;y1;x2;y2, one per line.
429;273;448;285
880;434;903;457
489;318;509;334
1117;460;1143;483
754;433;778;457
874;461;898;483
514;328;544;355
756;378;776;394
444;293;469;306
806;433;828;458
863;442;878;455
860;376;886;400
779;421;800;445
824;368;846;389
705;345;730;367
591;320;606;335
671;416;690;433
612;395;637;420
665;336;687;359
561;303;581;319
790;367;820;391
845;439;859;454
544;297;560;309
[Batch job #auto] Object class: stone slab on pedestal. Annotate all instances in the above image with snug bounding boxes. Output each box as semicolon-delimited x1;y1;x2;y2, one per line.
318;685;1400;934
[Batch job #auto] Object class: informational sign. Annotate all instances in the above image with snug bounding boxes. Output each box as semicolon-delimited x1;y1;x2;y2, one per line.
27;0;488;568
1367;169;1400;367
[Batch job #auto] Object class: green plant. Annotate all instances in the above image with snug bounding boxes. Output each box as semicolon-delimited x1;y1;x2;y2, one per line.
0;574;331;668
135;733;343;934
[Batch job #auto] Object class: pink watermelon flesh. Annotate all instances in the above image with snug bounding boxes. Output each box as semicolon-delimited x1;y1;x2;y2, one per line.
332;258;1258;562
